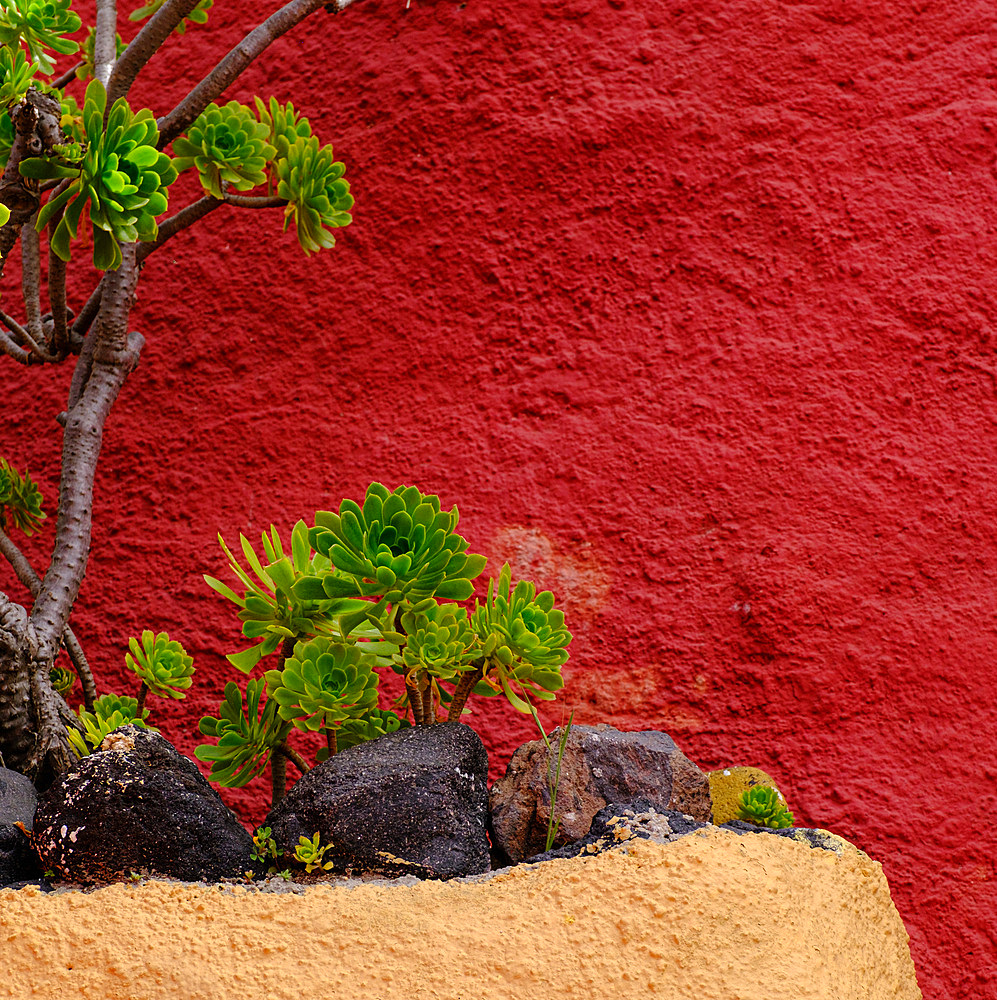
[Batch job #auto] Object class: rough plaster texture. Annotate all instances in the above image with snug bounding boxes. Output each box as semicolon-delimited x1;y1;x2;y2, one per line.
0;831;921;1000
0;0;993;995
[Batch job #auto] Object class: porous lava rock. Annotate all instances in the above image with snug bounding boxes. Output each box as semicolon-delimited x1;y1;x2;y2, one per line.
523;798;861;865
266;721;490;880
0;766;43;888
31;726;254;883
489;724;711;862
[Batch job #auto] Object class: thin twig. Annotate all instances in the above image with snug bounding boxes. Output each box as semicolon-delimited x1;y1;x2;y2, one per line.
221;194;287;209
107;0;207;107
48;239;69;358
71;278;104;339
156;0;361;148
50;62;84;90
0;308;54;362
276;743;310;774
0;328;31;363
20;219;44;345
135;195;221;264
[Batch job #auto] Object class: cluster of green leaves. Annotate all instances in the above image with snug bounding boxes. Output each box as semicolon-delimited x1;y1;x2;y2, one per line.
0;457;45;535
0;0;351;266
737;785;795;829
196;483;572;794
68;631;193;757
294;832;333;873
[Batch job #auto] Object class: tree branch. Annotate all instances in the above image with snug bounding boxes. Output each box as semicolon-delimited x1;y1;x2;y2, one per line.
221;193;287;208
0;328;31;364
47;243;69;358
50;62;84;90
136;195;221;264
156;0;360;148
0;527;96;710
0;307;54;362
20;219;45;344
93;0;118;89
28;244;142;659
107;0;206;107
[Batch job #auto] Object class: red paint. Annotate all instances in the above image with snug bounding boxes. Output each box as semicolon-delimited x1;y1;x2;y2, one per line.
2;0;995;994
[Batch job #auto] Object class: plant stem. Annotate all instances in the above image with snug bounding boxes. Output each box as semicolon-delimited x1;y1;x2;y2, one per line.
405;672;425;725
135;681;149;716
446;661;484;722
275;742;309;775
326;728;337;756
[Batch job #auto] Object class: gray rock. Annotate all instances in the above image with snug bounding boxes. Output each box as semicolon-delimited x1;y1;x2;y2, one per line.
489;724;712;862
31;726;254;883
0;767;43;888
266;722;490;880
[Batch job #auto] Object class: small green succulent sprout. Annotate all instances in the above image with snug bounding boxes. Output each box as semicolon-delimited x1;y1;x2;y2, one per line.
68;694;154;757
470;563;571;712
0;0;81;74
323;707;409;757
296;483;487;607
250;825;281;865
0;458;45;536
204;522;366;673
265;638;379;734
275;135;353;254
172;100;276;199
738;784;795;829
254;96;312;166
129;0;211;34
125;630;194;699
196;678;291;788
294;832;333;874
0;42;36;105
20;79;177;270
49;665;76;697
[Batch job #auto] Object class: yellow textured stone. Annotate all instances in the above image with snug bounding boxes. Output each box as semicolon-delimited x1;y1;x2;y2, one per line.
0;828;921;1000
709;765;789;824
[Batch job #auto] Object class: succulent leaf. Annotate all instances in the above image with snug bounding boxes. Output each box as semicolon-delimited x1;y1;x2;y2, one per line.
195;678;290;788
128;0;211;33
330;708;409;755
0;42;36;105
0;458;45;535
0;0;80;75
172;100;275;199
124;629;194;699
20;79;176;269
265;637;378;733
68;694;154;757
397;602;475;682
275;135;352;254
737;784;795;829
469;563;571;712
49;665;75;696
293;831;333;873
254;95;312;165
297;484;486;605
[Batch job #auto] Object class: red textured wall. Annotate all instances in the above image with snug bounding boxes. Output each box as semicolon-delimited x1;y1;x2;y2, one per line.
3;1;995;994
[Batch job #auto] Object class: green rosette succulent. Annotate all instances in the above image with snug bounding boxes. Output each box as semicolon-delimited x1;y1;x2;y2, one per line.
0;42;36;105
254;96;311;165
738;784;795;829
49;665;76;696
395;601;475;682
0;458;45;535
470;563;570;712
275;135;352;254
265;638;379;733
172;100;275;199
294;483;487;608
68;693;154;757
205;522;369;673
195;678;290;788
129;0;211;33
19;79;176;270
124;630;194;699
293;832;333;873
330;708;409;756
0;0;80;74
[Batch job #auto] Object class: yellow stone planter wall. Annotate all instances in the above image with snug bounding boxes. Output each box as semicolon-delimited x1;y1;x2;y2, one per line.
0;828;921;1000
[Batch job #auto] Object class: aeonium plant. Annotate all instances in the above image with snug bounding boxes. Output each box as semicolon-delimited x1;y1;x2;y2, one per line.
196;482;573;806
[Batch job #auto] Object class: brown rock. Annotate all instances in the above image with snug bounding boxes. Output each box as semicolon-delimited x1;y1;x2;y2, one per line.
489;724;711;862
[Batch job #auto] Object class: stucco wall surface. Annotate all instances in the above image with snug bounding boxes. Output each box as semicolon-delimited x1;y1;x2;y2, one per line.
0;832;921;1000
1;1;995;996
